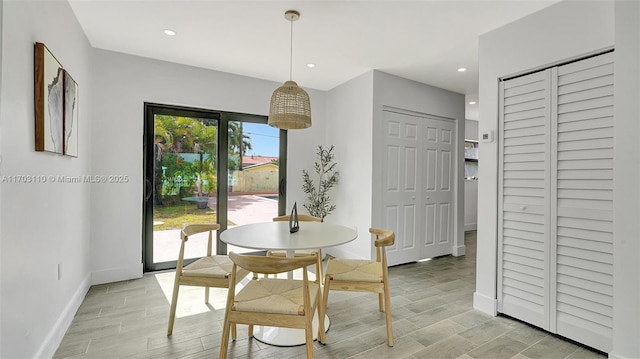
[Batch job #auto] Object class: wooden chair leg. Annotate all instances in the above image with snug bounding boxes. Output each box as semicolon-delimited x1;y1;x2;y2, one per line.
378;292;384;312
383;282;393;346
204;287;210;304
322;277;331;313
316;250;324;285
248;324;254;337
219;314;231;359
167;281;180;335
317;289;326;344
305;312;314;359
231;323;237;340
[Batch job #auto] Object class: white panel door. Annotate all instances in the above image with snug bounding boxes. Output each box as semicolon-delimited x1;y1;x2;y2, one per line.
382;110;420;266
422;118;456;258
498;69;552;330
382;109;457;266
552;52;614;352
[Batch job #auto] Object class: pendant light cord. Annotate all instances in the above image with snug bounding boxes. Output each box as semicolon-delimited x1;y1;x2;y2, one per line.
289;16;293;81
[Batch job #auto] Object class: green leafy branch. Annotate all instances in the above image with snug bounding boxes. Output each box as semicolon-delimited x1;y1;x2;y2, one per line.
302;145;338;219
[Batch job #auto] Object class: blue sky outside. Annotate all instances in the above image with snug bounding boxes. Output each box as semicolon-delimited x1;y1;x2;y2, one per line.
242;122;279;157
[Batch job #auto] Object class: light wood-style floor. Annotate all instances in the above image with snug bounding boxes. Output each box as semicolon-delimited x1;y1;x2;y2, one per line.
54;232;606;358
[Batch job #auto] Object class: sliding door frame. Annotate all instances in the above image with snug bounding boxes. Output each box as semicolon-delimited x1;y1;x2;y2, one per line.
143;103;287;272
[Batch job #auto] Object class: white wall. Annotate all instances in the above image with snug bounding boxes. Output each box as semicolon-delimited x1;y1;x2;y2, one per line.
475;0;640;357
90;49;326;284
465;119;478;141
323;71;374;259
285;94;328;220
0;1;93;358
612;1;640;358
372;71;466;256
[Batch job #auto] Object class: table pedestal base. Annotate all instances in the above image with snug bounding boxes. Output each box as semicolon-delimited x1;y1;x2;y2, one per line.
252;312;330;346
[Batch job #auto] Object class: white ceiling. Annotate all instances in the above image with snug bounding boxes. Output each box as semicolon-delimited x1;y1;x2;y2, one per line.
68;0;559;120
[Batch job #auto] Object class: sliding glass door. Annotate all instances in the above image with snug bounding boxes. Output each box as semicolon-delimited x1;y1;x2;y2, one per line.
143;104;287;271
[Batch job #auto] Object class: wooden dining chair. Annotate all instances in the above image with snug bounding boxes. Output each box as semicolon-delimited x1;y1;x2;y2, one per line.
219;252;326;359
268;214;324;283
321;228;395;346
167;223;249;336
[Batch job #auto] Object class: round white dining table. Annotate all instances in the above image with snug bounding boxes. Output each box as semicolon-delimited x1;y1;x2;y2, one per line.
220;220;358;346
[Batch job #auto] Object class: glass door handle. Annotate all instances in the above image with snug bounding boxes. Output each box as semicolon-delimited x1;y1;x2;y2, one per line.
145;178;152;201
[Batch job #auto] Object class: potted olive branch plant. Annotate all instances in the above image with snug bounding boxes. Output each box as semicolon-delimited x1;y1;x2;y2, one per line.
302;145;338;220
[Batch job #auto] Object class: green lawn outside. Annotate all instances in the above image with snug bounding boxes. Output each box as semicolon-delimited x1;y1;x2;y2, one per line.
153;203;232;230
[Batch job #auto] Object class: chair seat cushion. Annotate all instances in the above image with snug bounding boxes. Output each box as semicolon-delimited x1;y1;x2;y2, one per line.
325;259;382;282
183;255;249;280
233;279;318;316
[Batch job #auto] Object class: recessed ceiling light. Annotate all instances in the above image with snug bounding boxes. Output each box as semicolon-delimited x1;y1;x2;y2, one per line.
164;29;176;36
457;67;467;72
468;101;477;105
307;63;316;68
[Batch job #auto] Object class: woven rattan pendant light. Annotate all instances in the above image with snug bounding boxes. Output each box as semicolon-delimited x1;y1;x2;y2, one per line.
268;10;312;129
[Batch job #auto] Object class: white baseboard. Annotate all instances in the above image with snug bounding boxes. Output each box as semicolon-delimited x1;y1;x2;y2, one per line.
464;223;477;231
453;244;466;256
36;273;91;359
473;291;497;316
91;262;143;285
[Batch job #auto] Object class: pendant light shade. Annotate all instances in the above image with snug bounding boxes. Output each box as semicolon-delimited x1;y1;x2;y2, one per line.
268;10;312;130
269;80;311;129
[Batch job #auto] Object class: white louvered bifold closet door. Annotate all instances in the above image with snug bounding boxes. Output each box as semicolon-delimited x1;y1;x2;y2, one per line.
498;70;552;330
552;52;614;352
498;51;614;353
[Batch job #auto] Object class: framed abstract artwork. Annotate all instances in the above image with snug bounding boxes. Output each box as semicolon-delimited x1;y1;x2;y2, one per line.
35;42;79;157
63;70;78;157
35;42;64;154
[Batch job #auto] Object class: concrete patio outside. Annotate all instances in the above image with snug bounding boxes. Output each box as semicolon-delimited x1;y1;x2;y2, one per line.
153;194;279;263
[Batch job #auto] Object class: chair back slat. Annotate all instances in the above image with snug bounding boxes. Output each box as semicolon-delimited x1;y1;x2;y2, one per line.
272;214;322;222
182;223;220;239
229;252;317;275
371;228;395;247
371;228;394;263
